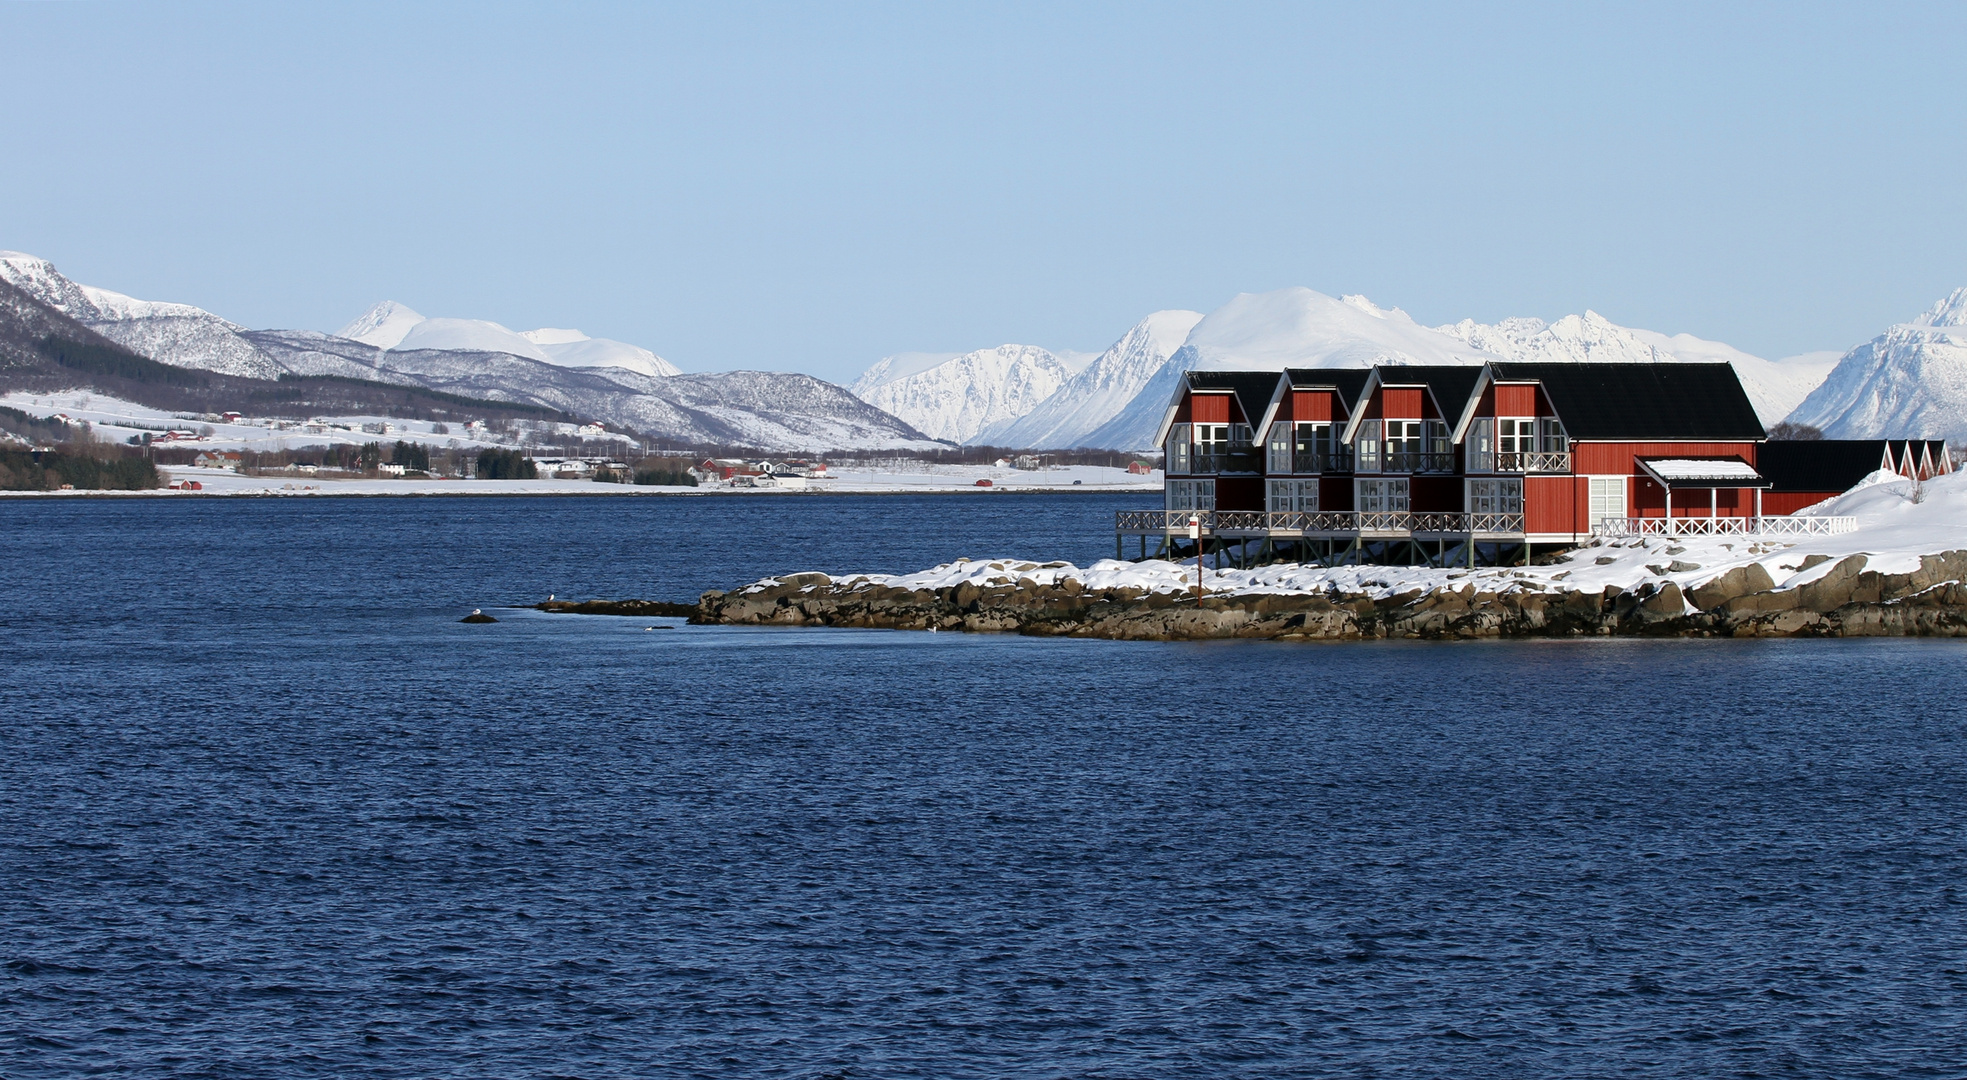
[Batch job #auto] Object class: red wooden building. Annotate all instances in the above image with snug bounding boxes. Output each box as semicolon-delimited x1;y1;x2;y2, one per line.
1118;360;1937;565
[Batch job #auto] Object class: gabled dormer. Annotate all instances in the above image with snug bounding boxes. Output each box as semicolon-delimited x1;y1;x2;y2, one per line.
1152;371;1281;477
1451;368;1572;474
1253;368;1371;475
1339;366;1482;475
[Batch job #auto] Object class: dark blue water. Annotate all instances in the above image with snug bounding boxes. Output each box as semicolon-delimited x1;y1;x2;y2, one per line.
4;494;1965;1078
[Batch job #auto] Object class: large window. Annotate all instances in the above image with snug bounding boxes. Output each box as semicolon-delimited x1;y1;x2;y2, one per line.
1266;479;1319;513
1356;477;1409;513
1266;423;1292;473
1468;417;1494;472
1466;477;1523;515
1587;476;1626;527
1354;426;1381;473
1166;479;1215;512
1538;418;1568;453
1385;420;1422;470
1498;418;1536;456
1167;425;1191;473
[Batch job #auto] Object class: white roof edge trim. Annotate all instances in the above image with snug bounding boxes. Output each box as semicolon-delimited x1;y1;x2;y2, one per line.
1338;369;1387;444
1451;365;1499;443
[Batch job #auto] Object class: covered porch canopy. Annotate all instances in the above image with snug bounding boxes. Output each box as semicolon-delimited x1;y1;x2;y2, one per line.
1638;456;1772;525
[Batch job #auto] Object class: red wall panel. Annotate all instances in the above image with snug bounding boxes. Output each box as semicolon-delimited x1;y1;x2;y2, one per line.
1382;388;1423;419
1525;475;1583;535
1571;441;1762;476
1496;384;1539;416
1190;394;1231;423
1321;476;1354;511
1411;476;1461;513
1292;390;1334;422
1216;476;1264;512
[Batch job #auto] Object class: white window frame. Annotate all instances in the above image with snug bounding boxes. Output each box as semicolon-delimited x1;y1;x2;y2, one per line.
1166;478;1216;512
1167;425;1191;474
1355;477;1409;513
1468;417;1494;472
1586;476;1627;528
1354;424;1382;473
1266;478;1319;513
1266;423;1292;473
1466;477;1523;515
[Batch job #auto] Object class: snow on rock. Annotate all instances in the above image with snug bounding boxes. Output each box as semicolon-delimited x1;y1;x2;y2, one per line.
978;309;1203;450
850;344;1069;444
1785;287;1967;440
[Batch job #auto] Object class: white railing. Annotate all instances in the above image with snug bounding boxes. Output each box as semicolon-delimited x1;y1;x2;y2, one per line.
1488;451;1571;473
1593;515;1860;538
1117;509;1531;536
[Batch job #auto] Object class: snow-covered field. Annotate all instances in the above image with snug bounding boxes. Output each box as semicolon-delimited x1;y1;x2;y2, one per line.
812;469;1967;614
1;391;519;453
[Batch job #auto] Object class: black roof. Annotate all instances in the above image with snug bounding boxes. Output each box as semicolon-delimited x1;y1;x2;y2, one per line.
1487;362;1765;440
1185;370;1286;426
1373;365;1485;420
1759;439;1945;492
1281;367;1373;399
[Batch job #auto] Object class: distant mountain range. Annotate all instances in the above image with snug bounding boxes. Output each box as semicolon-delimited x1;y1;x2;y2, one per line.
0;252;939;452
1787;288;1967;441
850;286;1939;451
4;245;1954;454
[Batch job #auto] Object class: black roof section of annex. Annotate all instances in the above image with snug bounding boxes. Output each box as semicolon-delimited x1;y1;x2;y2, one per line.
1184;370;1288;427
1759;439;1947;493
1488;362;1765;441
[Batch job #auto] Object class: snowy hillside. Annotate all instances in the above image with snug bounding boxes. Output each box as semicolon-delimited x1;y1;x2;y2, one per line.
1436;310;1831;425
978;310;1203;449
0;251;286;380
336;302;682;378
1783;288;1967;440
0;252;925;450
851;344;1068;444
1080;289;1501;451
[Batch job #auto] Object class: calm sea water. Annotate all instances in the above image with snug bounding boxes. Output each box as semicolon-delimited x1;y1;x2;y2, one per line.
4;493;1965;1078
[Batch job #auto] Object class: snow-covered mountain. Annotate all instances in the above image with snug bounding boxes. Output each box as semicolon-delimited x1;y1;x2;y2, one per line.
0;251;286;380
336;302;682;378
1081;289;1502;451
977;310;1203;449
1436;310;1833;425
1785;288;1967;440
0;252;932;451
851;344;1072;444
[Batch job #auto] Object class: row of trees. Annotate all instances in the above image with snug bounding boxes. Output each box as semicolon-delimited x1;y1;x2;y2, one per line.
0;449;160;491
475;448;538;479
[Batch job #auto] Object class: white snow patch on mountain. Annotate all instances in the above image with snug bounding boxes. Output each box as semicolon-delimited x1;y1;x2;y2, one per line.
851;344;1069;444
1435;310;1831;425
979;310;1204;449
0;251;284;379
394;317;554;362
1786;287;1967;440
335;301;425;349
334;303;680;377
1080;289;1501;451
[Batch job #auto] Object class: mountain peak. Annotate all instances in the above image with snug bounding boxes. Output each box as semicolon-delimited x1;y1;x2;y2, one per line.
1911;287;1967;328
335;301;426;349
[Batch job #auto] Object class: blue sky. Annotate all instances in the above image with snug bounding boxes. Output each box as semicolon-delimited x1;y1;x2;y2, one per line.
2;2;1963;380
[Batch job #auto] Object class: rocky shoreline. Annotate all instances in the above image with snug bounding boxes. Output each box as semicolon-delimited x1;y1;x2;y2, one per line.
548;550;1967;640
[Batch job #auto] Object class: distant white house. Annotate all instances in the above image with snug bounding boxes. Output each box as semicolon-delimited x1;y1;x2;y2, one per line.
194;451;242;471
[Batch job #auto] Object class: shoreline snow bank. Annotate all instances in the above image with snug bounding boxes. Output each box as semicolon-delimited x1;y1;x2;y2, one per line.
670;471;1967;640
